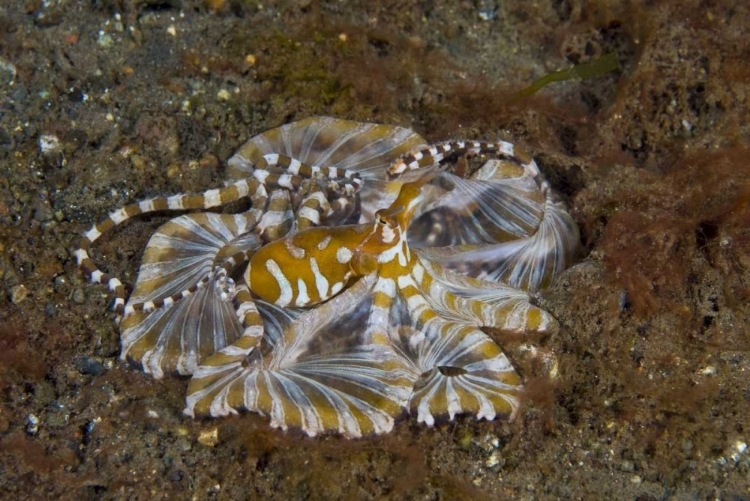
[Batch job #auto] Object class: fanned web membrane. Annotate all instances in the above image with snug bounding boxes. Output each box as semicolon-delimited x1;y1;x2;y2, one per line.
185;257;543;437
121;213;262;378
186;274;416;438
226;116;428;224
409;158;580;291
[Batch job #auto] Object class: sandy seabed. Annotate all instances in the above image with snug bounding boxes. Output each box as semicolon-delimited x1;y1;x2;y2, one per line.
1;1;748;500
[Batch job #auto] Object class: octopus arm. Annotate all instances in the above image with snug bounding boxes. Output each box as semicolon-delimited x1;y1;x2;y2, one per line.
390;308;522;426
120;213;262;377
185;273;415;438
413;254;557;333
121;279;242;378
127;213;261;304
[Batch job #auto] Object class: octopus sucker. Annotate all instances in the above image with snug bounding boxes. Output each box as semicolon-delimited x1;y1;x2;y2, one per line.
77;117;579;438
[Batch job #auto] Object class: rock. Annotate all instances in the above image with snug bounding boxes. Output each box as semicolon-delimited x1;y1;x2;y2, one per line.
74;356;106;376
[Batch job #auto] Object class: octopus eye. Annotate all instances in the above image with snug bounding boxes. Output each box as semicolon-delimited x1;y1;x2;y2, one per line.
437;365;468;377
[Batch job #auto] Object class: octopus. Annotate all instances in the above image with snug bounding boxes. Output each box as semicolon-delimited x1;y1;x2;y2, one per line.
76;117;579;438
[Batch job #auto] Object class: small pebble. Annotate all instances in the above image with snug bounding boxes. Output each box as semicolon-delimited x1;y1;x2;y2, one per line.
166;163;182;178
72;288;85;304
0;57;17;85
485;451;503;471
681;439;694;455
130;154;147;170
39;134;61;155
205;0;226;12
198;428;219;447
34;201;53;221
97;31;114;48
27;414;40;435
735;441;747;454
46;405;70;429
11;284;28;304
74;356;105;376
84;417;101;436
44;303;58;316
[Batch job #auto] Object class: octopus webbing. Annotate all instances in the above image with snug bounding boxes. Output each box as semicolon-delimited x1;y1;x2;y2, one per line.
76;117;579;438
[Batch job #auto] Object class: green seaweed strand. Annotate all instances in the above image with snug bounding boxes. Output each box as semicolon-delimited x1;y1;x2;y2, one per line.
512;51;620;100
